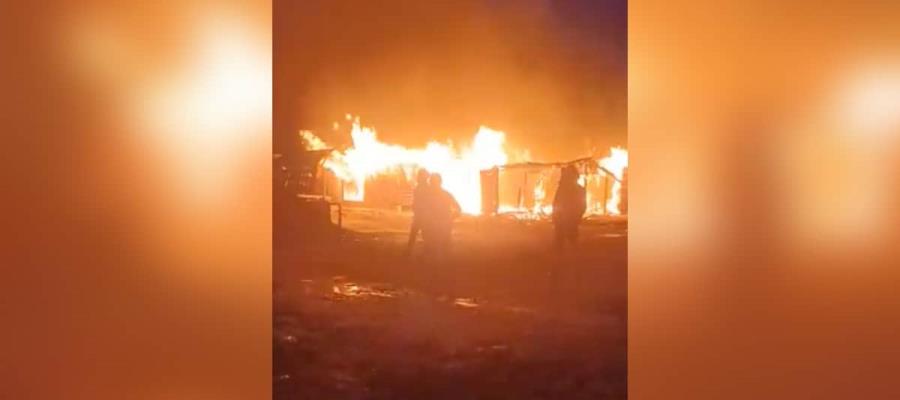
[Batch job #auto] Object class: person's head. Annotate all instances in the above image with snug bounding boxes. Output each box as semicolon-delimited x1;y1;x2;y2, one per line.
560;165;578;183
429;173;443;188
416;169;429;186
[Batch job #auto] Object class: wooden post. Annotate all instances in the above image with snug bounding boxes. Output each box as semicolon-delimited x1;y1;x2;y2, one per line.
522;170;528;209
479;167;499;215
603;173;609;215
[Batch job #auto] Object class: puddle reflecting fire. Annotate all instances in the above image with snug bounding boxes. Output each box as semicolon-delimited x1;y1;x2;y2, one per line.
453;298;479;308
331;278;401;298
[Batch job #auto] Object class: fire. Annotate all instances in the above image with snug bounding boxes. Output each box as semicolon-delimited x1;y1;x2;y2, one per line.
532;176;554;215
305;117;507;214
298;130;328;151
599;147;629;215
300;116;628;216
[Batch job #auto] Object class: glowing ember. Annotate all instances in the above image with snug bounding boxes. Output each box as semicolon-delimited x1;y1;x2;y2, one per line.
300;116;628;216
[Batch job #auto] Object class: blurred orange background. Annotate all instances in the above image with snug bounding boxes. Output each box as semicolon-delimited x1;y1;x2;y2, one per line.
2;1;271;399
630;0;900;398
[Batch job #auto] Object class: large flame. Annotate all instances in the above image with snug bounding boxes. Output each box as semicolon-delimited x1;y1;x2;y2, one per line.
305;117;507;214
300;116;627;216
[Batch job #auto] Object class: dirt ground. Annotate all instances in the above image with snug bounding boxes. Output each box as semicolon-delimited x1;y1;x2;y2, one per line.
274;207;627;399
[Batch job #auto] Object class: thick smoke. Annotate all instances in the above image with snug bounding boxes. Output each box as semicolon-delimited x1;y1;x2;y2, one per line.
275;0;626;161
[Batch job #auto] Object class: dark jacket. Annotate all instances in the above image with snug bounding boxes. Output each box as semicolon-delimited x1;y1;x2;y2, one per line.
552;181;586;225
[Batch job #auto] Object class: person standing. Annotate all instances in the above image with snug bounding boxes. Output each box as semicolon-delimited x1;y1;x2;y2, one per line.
422;173;460;262
552;165;586;251
405;169;431;256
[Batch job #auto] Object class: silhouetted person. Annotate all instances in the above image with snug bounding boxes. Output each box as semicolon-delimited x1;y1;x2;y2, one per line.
422;173;460;262
405;169;431;256
552;165;586;251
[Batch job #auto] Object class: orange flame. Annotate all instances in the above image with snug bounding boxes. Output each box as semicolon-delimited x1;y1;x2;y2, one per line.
300;116;627;216
599;147;629;215
304;117;507;214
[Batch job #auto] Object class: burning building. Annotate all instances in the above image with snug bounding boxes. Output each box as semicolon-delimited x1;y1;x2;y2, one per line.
295;116;627;219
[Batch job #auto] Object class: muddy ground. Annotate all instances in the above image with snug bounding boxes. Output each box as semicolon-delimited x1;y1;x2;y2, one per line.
274;207;627;399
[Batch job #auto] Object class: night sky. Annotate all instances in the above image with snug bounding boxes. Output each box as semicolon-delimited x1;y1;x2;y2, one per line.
274;0;626;161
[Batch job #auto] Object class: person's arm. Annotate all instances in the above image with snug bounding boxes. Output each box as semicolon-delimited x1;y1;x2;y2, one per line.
442;192;461;217
576;187;587;215
450;194;461;215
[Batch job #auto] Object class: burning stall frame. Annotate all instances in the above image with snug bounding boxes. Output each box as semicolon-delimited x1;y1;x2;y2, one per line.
275;149;344;228
292;149;624;220
480;157;624;217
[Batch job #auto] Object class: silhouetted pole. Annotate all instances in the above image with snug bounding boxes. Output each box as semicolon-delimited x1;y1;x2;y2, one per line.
479;167;499;215
603;174;609;215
